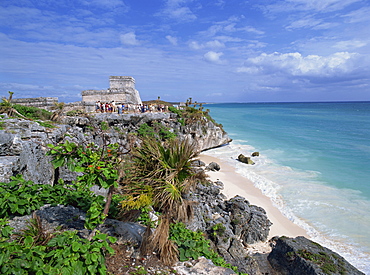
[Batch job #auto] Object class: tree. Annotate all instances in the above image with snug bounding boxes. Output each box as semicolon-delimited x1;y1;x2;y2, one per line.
121;137;202;265
0;91;28;119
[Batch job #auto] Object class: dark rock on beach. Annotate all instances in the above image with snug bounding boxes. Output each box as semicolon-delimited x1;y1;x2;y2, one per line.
268;236;365;275
187;178;272;274
206;161;221;171
237;153;255;165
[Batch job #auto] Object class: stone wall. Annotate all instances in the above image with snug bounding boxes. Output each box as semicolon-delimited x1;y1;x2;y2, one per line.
81;76;142;112
12;97;58;110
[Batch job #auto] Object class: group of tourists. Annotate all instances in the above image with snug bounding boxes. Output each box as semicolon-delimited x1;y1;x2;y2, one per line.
95;101;169;114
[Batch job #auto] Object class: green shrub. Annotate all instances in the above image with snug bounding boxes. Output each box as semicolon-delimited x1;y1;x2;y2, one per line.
66;110;84;116
0;219;116;275
0;175;106;219
13;104;52;120
137;122;176;141
169;222;247;274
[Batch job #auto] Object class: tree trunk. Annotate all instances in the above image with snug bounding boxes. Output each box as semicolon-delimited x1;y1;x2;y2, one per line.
103;185;114;217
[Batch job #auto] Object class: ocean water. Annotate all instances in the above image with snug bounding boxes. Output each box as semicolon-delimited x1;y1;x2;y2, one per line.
202;102;370;274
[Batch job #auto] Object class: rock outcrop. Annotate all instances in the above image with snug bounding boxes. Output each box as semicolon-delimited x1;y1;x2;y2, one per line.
237;154;255;165
187;178;272;275
268;236;364;275
1;113;364;275
0;112;231;184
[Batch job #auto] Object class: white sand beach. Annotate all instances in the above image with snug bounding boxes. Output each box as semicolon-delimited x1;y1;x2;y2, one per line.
198;154;308;239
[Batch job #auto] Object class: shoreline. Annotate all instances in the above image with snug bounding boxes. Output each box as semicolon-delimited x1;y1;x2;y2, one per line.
198;153;309;239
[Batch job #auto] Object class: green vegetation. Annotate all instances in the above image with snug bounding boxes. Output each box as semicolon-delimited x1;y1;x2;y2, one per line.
121;137;198;265
0;218;115;275
168;101;223;130
66;109;85;117
0;99;242;272
13;104;52;121
137;122;177;141
210;223;226;237
169;222;247;275
46;141;123;229
0;92;28;120
288;249;347;275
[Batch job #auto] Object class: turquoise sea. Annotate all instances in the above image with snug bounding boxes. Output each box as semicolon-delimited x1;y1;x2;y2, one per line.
203;102;370;274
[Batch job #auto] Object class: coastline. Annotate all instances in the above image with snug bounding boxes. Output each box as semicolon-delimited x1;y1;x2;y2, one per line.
198;153;309;239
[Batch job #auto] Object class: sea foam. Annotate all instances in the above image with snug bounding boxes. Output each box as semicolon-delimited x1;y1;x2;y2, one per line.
202;142;370;274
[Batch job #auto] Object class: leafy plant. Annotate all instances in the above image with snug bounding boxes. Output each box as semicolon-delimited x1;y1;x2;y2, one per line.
35;120;55;128
169;222;246;274
0;221;116;275
137;122;176;141
46;141;123;229
13;104;52;120
66;109;84;116
210;223;226;237
0;92;28;119
121;137;204;265
15;213;53;246
0;174;101;219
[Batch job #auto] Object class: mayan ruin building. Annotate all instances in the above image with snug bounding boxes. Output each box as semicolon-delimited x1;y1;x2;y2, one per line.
82;76;142;112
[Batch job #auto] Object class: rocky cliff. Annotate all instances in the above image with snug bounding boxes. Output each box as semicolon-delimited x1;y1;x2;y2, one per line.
0;112;231;184
0;112;364;275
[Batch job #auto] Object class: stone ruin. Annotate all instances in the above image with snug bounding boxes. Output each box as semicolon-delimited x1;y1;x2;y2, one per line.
11;97;58;111
82;76;142;112
5;76;143;113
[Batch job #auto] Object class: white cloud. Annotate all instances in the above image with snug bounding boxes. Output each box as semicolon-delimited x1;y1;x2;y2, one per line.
238;51;359;77
333;40;367;50
200;16;264;38
166;35;178;46
204;51;224;64
188;40;224;50
286;16;323;29
189;41;203;50
342;6;370;23
120;32;140;46
80;0;128;10
262;0;362;14
215;0;225;8
159;0;197;22
205;40;225;48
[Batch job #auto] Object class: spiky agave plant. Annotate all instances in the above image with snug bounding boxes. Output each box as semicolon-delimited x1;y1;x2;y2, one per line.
120;137;198;265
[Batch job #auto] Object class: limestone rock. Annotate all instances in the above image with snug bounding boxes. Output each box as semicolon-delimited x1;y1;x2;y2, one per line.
238;154;255;165
268;236;365;275
187;182;272;275
206;162;221;171
174;257;236;275
191;159;206;167
0;112;231;183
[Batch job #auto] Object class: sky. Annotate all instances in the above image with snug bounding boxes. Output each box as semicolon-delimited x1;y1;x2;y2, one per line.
1;0;370;103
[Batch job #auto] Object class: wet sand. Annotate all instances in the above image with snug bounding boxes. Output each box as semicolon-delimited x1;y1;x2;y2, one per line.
198;154;308;239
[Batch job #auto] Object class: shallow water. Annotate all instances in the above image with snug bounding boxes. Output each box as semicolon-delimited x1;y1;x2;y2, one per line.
203;102;370;274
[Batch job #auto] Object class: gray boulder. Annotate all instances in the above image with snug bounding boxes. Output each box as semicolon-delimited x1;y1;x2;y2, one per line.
191;159;206;167
174;257;236;275
268;236;365;275
206;161;221;171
